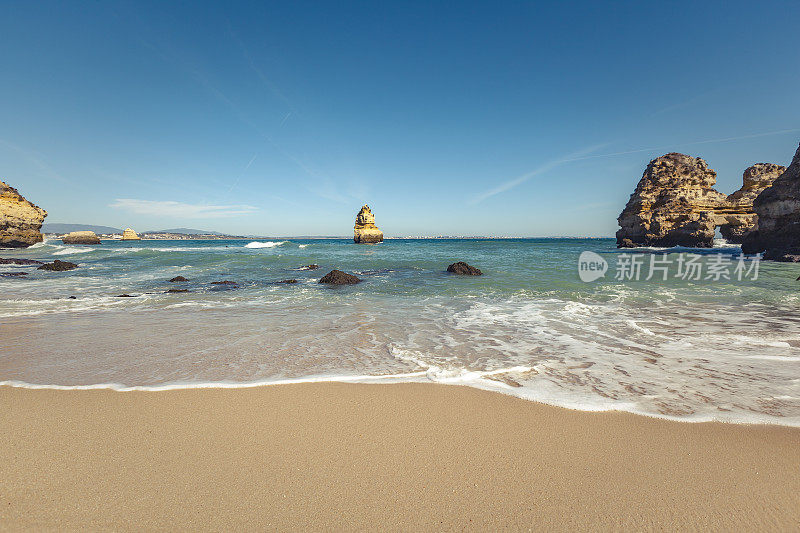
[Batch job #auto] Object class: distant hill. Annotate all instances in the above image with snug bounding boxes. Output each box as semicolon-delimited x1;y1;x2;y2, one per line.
42;223;122;234
143;228;225;235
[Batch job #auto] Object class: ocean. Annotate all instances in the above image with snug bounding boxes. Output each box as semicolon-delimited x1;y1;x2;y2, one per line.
1;237;798;426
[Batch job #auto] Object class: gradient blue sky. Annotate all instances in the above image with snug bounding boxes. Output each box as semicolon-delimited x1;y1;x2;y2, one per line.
2;1;799;236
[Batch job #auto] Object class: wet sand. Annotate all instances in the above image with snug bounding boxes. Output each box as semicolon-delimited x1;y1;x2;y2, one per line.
1;382;798;530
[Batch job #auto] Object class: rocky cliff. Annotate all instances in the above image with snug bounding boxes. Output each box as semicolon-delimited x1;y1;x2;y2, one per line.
0;180;47;248
121;228;141;240
617;154;784;248
742;143;800;260
354;205;383;244
616;154;728;248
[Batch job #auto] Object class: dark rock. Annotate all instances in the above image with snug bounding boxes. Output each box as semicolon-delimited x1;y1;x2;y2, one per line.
115;294;135;298
0;258;43;265
1;272;27;277
302;264;320;270
169;276;189;282
68;296;77;299
211;280;238;285
319;270;360;285
277;279;298;284
166;288;190;293
447;262;483;276
37;260;78;271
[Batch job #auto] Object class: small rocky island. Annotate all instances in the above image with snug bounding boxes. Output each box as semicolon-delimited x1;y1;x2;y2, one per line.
617;153;784;248
354;205;383;244
0;180;47;248
121;228;141;240
62;231;102;245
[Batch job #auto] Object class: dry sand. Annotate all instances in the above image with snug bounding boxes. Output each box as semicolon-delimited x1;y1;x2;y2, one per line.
1;382;798;531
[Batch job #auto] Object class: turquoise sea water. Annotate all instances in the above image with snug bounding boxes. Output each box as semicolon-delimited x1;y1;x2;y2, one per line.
1;237;799;425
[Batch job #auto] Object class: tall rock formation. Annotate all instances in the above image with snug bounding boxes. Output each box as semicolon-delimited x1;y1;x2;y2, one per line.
354;205;383;244
616;153;728;248
121;228;141;240
718;163;785;243
742;143;800;260
0;180;47;248
617;154;784;248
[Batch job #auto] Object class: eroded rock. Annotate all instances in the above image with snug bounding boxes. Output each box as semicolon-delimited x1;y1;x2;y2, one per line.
742;143;800;259
354;205;383;244
121;228;141;241
62;231;101;245
0;180;47;248
169;276;189;282
0;258;43;265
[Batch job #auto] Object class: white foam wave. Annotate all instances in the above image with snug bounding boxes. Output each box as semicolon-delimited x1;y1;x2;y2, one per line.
245;241;288;249
52;247;93;256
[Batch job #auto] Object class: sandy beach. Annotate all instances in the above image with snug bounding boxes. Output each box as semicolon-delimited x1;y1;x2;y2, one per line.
1;382;798;531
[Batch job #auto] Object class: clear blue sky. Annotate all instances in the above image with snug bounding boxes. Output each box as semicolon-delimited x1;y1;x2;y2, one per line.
2;1;799;236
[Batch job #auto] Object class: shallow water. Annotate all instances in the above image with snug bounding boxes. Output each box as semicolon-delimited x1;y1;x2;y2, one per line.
1;237;799;425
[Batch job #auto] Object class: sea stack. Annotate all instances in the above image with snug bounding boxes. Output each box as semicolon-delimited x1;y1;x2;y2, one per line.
121;228;141;240
62;231;101;245
0;180;47;248
353;205;383;244
742;142;800;260
616;153;781;248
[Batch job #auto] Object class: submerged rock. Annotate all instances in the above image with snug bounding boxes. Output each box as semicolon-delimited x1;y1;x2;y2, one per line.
37;260;78;271
353;205;383;244
169;276;189;282
0;258;43;265
62;231;101;245
742;143;800;260
115;294;135;297
211;280;238;285
1;272;27;277
301;264;320;270
121;228;141;240
319;270;360;284
0;180;47;248
166;288;190;293
277;279;298;284
447;262;482;275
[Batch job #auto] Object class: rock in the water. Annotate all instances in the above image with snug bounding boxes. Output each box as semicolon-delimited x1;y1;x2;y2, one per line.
211;280;238;285
115;294;135;297
0;180;47;248
742;143;800;259
166;288;190;293
62;231;101;245
121;228;141;240
169;276;189;282
277;279;298;284
616;153;783;248
319;270;360;284
37;260;78;271
719;163;785;243
353;205;383;244
1;272;28;277
302;264;320;270
447;262;483;275
0;258;43;265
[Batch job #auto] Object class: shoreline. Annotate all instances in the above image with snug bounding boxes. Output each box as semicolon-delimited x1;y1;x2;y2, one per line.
2;382;798;530
1;378;798;428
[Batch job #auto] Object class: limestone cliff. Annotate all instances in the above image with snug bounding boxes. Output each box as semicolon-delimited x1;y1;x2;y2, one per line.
354;205;383;244
617;154;784;248
121;228;141;240
718;163;785;242
0;180;47;248
62;231;101;245
742;143;800;260
616;154;728;248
